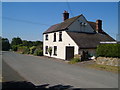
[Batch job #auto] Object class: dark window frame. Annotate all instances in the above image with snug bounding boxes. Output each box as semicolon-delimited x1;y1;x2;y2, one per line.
59;32;62;41
53;33;56;42
45;46;48;54
53;46;57;56
45;34;48;40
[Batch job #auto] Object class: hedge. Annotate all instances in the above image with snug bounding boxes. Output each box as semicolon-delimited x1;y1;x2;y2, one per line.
34;49;43;56
29;46;36;54
18;46;30;54
96;44;120;58
11;45;18;51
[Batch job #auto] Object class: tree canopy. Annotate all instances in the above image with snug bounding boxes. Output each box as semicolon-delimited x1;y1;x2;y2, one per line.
11;37;22;46
2;38;10;51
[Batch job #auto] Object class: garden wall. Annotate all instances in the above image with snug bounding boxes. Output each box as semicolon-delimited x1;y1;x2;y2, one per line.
96;57;120;66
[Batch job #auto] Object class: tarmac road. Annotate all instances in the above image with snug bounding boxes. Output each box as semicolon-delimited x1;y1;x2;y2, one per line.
2;51;118;88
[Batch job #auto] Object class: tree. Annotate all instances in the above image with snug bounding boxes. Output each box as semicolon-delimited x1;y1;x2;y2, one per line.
2;38;10;51
11;37;22;46
0;37;2;51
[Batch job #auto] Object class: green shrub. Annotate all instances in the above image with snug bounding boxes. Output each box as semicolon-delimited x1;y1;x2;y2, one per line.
69;57;81;64
34;49;43;56
96;44;120;58
18;46;30;54
11;45;18;51
29;46;36;54
48;47;52;56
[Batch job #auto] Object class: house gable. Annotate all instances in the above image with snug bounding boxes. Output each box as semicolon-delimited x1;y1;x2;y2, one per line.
67;15;95;33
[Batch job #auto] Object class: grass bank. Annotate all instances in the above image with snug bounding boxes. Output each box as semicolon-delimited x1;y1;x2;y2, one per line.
87;63;119;73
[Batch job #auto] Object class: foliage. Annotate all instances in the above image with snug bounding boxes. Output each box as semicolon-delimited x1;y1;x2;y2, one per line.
0;37;1;51
10;37;43;56
11;37;22;46
96;44;120;58
2;38;10;51
22;40;43;47
69;57;81;64
29;46;36;54
48;47;52;56
18;46;30;54
22;40;30;47
33;41;43;46
11;45;18;51
34;49;43;56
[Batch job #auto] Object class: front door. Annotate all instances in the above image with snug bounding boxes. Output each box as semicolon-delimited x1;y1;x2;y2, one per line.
66;46;74;60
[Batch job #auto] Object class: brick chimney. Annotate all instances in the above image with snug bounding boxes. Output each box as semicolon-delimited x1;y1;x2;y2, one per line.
63;10;69;21
96;19;102;33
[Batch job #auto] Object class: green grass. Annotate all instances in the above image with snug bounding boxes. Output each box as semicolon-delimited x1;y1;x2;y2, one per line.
69;58;81;64
87;64;119;73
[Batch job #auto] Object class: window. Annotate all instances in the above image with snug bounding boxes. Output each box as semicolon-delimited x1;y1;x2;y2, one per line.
54;46;57;56
53;33;56;42
59;32;62;41
45;46;48;54
45;34;48;40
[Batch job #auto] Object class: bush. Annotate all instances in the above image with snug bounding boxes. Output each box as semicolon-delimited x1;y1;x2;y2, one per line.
69;57;81;64
18;46;30;54
29;46;36;54
48;47;52;56
11;45;18;51
2;38;10;51
96;44;120;58
34;49;43;56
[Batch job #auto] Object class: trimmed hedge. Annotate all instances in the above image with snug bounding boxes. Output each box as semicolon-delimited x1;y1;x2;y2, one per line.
96;44;120;58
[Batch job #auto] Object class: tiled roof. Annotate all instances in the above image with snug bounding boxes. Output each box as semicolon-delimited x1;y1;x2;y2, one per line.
67;31;115;48
43;15;82;34
87;21;107;34
43;14;106;34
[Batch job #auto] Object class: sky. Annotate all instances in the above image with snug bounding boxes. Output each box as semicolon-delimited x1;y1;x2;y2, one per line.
2;2;118;41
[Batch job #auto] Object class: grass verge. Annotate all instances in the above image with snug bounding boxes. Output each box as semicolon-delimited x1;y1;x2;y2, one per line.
87;63;119;73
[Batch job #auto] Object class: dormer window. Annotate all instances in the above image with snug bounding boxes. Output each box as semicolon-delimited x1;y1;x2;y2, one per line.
45;34;48;40
53;33;56;42
80;22;82;26
59;32;62;41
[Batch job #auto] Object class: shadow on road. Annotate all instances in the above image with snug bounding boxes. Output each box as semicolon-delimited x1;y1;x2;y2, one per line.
1;81;119;90
2;81;75;90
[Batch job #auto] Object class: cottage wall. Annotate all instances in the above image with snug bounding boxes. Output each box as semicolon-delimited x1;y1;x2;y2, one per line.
68;15;94;33
43;31;79;60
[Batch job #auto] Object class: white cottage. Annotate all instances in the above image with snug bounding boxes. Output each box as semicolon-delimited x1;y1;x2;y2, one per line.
43;11;115;60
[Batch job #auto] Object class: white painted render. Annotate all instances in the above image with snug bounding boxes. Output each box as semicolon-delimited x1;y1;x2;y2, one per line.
43;15;96;60
68;15;94;33
43;31;78;60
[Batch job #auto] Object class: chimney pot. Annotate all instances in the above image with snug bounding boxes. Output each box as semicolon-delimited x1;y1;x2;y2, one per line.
63;10;69;21
96;19;102;33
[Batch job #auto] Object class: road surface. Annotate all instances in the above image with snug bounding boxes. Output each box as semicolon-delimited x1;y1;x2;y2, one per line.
2;51;118;88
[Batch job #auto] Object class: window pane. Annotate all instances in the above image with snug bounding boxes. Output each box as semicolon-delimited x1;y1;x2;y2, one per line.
59;32;62;41
53;33;56;42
